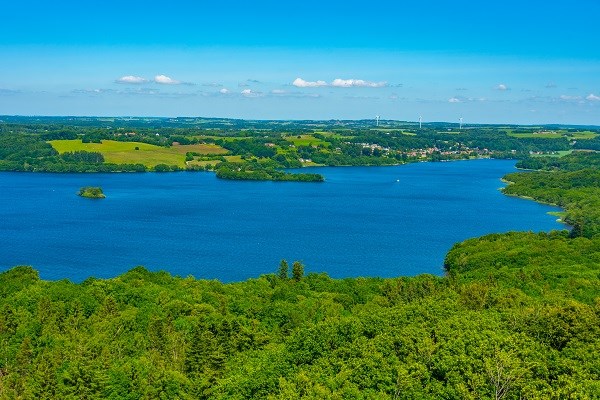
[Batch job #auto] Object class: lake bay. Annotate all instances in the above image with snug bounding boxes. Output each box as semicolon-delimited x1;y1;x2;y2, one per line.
0;159;564;282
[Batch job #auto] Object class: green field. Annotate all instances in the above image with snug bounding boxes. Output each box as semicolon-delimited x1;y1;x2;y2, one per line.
313;131;350;139
285;134;329;147
371;129;417;136
532;150;573;158
436;130;462;135
570;131;599;139
195;135;252;142
49;140;227;168
223;155;244;162
509;132;564;138
186;160;219;167
509;130;598;139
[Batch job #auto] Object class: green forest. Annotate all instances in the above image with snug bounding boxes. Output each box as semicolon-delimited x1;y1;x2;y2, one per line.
505;153;600;238
1;144;599;398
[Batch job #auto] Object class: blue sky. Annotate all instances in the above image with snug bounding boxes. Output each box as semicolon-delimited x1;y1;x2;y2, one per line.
1;0;599;124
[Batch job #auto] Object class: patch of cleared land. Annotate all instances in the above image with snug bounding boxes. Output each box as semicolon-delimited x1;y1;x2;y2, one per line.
532;150;573;158
194;136;251;142
186;160;221;167
223;155;244;163
314;131;348;139
436;130;462;135
509;130;598;139
49;140;228;168
569;131;598;139
371;129;417;136
509;132;564;139
284;134;329;147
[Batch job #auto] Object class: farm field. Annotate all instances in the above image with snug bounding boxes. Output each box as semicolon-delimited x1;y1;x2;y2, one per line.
223;155;244;162
49;140;227;168
508;130;598;139
371;129;417;135
532;150;574;157
284;134;329;147
194;135;251;142
569;131;598;139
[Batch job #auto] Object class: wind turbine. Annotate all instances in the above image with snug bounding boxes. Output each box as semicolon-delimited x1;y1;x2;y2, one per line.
419;116;422;129
375;115;380;127
459;117;463;130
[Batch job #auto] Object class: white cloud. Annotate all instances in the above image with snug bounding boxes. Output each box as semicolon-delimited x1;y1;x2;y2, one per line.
448;97;462;103
241;89;263;98
293;78;328;88
115;75;148;84
219;88;230;94
118;88;195;98
331;78;387;88
154;75;181;85
496;84;509;91
292;77;387;88
586;93;600;101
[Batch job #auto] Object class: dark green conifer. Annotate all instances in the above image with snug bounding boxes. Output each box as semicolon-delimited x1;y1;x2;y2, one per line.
278;259;289;280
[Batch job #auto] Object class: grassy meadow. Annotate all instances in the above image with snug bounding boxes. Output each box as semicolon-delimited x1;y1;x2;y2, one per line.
532;150;574;157
284;134;329;147
49;140;228;168
508;130;598;139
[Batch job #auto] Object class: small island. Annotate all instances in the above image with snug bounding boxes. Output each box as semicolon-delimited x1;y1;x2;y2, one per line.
78;186;106;199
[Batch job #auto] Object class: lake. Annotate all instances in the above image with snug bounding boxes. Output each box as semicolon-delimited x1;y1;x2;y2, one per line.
0;159;565;282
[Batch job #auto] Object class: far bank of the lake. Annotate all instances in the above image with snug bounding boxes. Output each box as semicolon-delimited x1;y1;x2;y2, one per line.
0;159;564;282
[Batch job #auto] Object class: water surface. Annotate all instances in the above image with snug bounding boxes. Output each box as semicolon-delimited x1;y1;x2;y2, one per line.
0;160;564;281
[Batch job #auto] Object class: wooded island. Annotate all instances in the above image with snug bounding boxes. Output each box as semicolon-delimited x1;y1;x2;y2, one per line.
77;186;105;199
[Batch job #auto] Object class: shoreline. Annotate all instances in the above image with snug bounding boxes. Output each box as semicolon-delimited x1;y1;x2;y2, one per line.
0;158;570;283
500;178;569;226
0;155;511;175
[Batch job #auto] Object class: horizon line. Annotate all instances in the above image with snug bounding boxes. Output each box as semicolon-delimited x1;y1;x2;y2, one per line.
1;115;598;128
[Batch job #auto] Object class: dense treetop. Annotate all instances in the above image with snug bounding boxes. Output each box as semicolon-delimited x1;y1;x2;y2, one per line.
505;153;600;238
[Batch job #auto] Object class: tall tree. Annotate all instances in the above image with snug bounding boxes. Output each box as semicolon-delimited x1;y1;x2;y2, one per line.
278;259;289;280
292;261;304;282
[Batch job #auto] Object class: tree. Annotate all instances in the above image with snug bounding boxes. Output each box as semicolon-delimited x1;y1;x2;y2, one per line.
278;259;289;280
154;163;171;172
292;261;304;281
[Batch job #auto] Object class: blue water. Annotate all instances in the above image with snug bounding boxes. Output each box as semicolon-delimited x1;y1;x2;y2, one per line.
0;160;564;282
